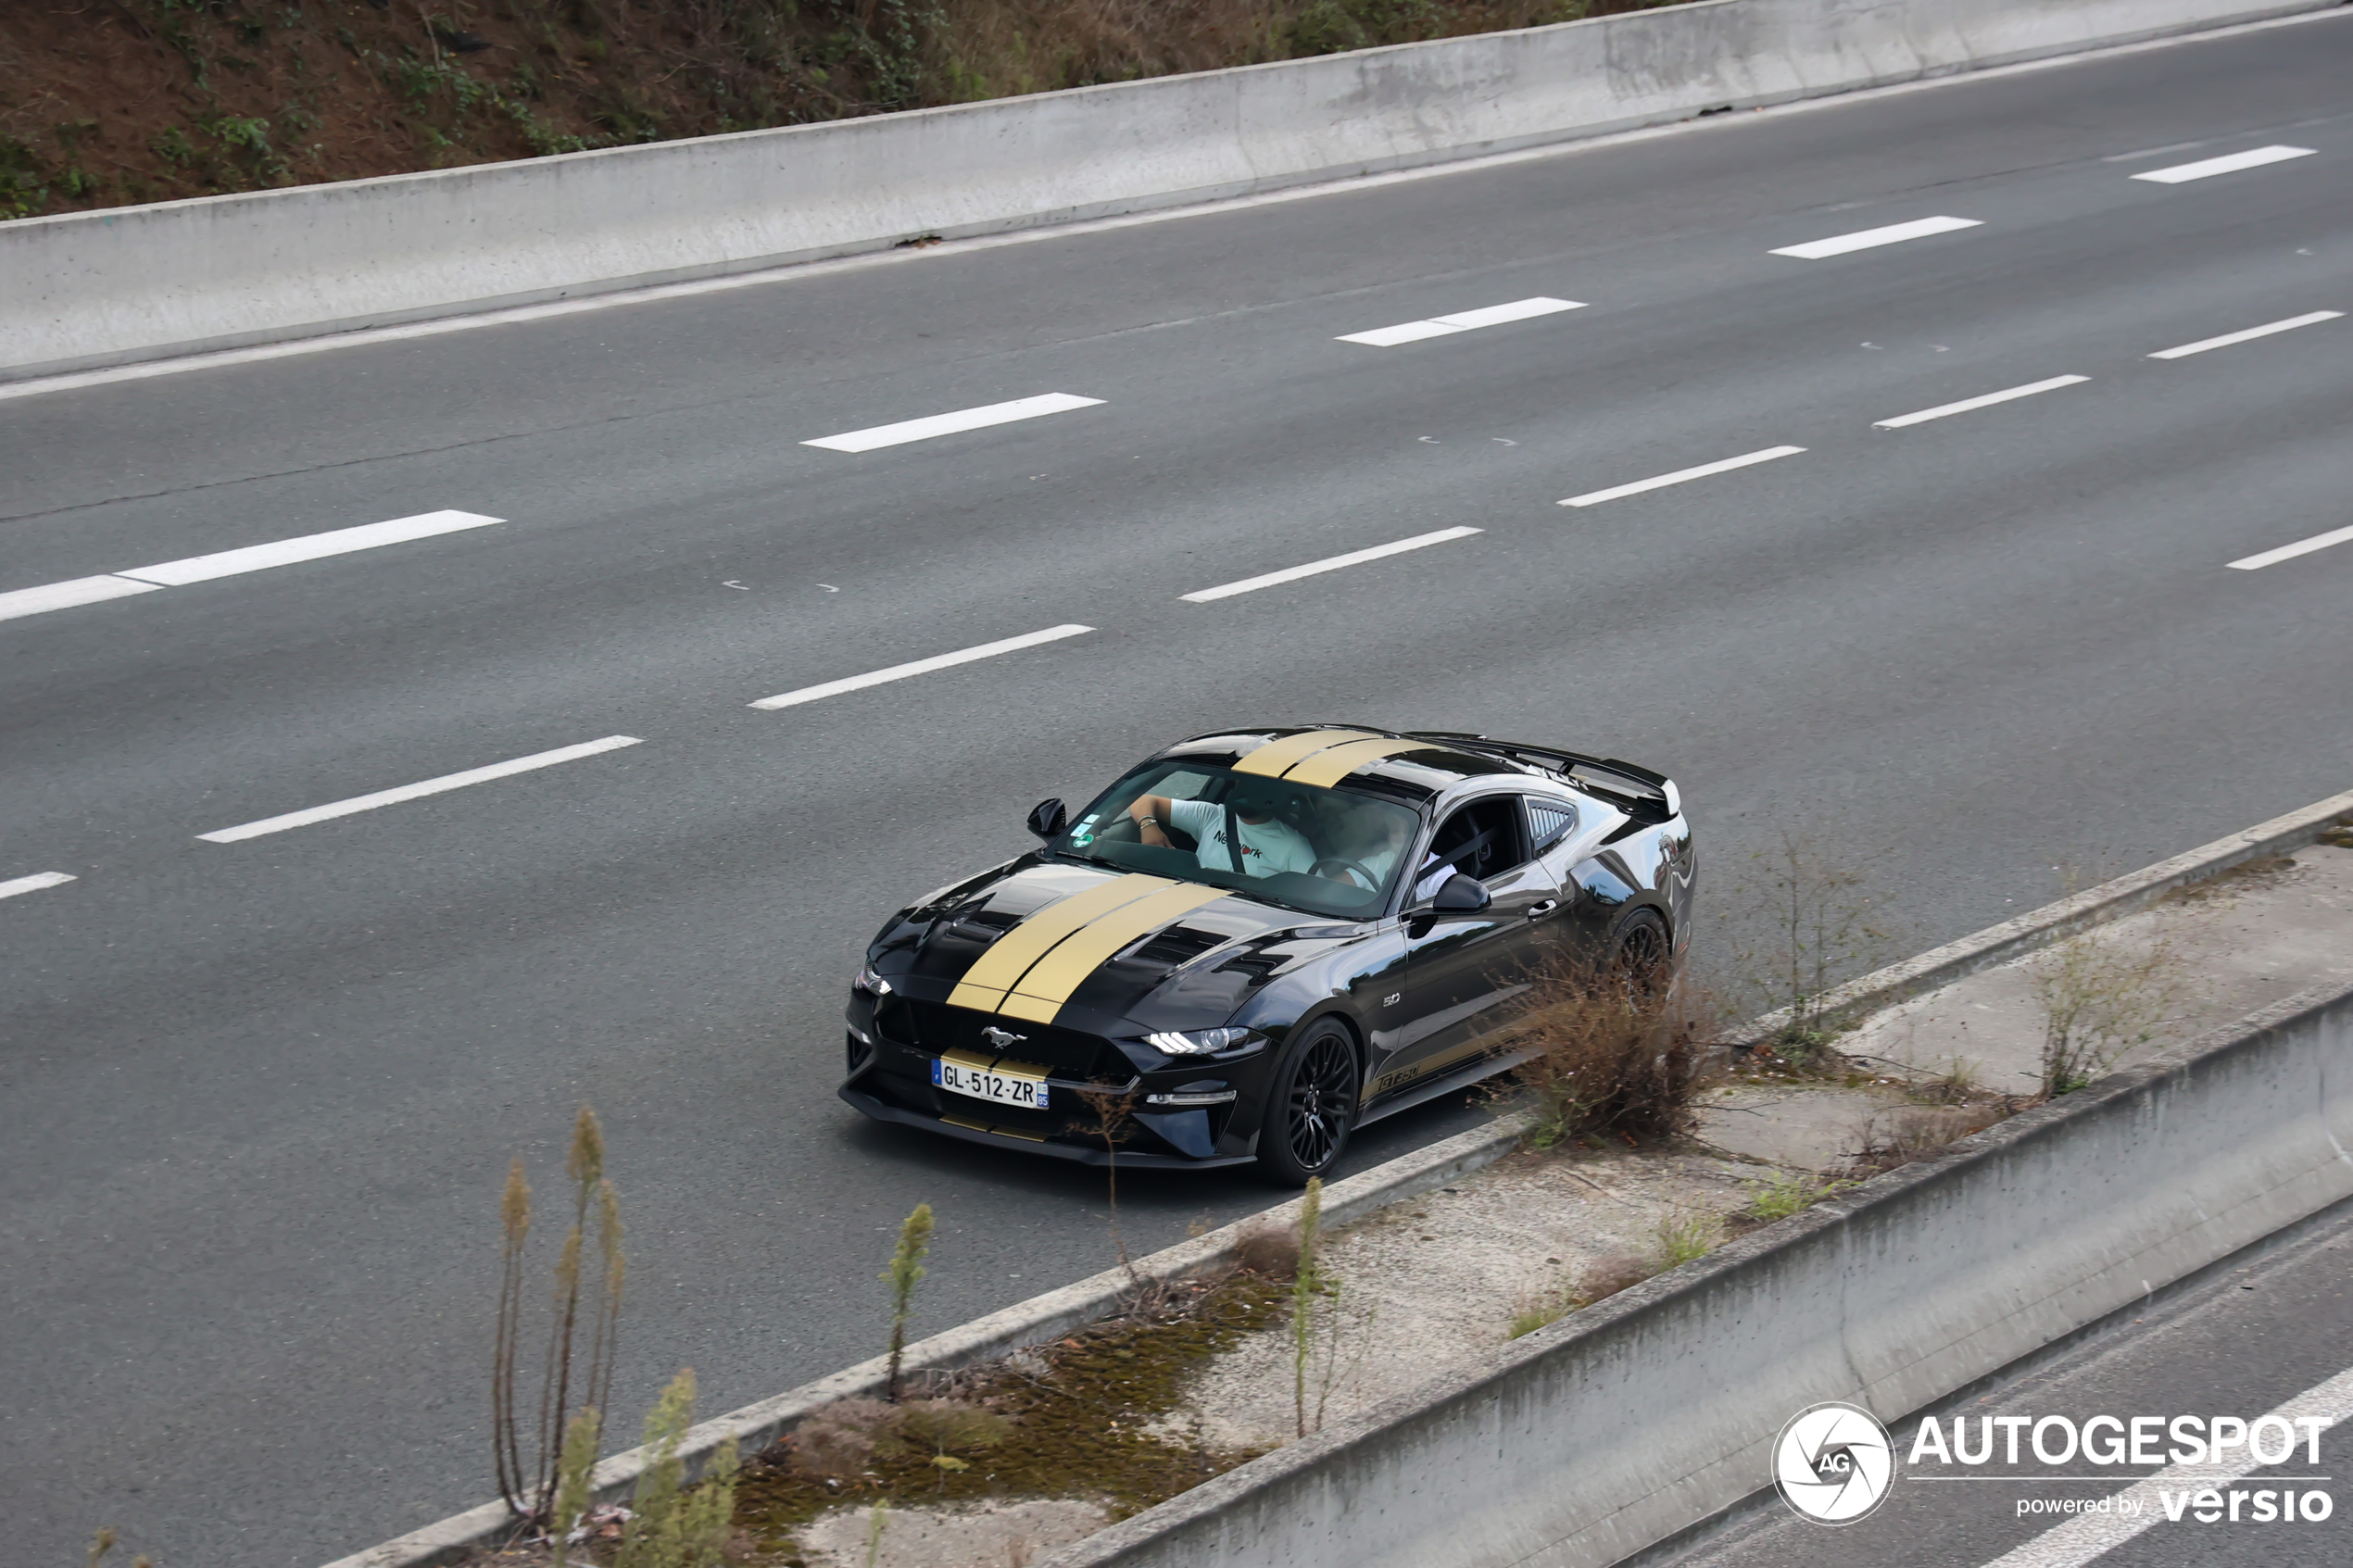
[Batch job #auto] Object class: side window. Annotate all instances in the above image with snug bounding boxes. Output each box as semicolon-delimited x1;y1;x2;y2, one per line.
1419;797;1530;897
1526;798;1577;856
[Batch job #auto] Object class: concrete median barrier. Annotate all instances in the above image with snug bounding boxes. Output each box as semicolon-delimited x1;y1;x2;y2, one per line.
1048;975;2353;1568
1;0;2335;379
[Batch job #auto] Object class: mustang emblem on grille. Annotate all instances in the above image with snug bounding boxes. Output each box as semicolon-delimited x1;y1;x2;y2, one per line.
980;1026;1028;1049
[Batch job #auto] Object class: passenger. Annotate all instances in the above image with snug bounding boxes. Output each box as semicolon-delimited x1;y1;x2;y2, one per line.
1326;812;1414;892
1127;784;1315;879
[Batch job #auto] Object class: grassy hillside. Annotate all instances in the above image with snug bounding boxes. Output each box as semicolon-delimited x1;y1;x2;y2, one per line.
0;0;1687;220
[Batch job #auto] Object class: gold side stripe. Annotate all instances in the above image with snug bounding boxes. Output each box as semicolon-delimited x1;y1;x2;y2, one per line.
1230;728;1384;778
947;873;1175;1012
999;883;1231;1023
941;1114;993;1133
1280;735;1431;788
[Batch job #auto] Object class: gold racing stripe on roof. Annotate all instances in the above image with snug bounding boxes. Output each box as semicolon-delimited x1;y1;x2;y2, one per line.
997;883;1232;1024
947;873;1175;1013
1280;735;1432;788
1229;728;1385;778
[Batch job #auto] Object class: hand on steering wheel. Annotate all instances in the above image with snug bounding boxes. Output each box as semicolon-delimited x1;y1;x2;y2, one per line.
1311;856;1380;890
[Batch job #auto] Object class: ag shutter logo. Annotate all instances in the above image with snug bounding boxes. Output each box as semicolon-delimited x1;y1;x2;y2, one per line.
1776;1402;1896;1524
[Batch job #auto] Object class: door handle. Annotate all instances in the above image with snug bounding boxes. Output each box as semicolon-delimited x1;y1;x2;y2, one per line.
1526;899;1559;920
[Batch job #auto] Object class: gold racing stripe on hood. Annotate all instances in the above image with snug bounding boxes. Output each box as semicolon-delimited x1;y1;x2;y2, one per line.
948;873;1176;1013
1280;735;1431;788
1230;728;1384;778
996;883;1232;1024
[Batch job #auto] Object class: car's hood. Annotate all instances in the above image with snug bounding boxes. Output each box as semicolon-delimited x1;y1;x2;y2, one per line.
889;857;1353;1035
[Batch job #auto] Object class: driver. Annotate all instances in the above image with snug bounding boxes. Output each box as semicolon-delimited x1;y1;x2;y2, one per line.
1128;783;1315;880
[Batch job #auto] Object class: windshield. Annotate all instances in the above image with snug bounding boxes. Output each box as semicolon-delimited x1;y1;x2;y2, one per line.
1052;759;1424;919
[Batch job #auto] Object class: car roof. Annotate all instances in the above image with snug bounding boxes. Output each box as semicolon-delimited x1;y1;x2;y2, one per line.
1156;724;1536;802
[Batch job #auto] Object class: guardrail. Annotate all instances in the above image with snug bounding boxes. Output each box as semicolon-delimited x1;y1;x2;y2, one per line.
1052;974;2353;1568
1;0;2333;379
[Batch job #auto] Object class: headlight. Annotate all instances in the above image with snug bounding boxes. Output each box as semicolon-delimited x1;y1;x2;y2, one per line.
853;964;893;997
1145;1027;1254;1056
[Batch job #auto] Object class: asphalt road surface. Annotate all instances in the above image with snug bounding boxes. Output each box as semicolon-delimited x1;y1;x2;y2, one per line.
1672;1200;2353;1568
5;12;2352;1565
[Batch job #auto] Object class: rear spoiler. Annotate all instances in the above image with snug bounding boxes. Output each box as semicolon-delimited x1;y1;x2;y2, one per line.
1403;733;1681;822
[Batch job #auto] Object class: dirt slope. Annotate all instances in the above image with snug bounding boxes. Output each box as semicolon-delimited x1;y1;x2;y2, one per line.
0;0;1681;220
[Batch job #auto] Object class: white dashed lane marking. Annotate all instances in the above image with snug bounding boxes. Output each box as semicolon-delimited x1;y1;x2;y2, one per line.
2149;311;2342;359
1559;445;1806;508
2132;144;2315;183
0;872;76;901
1873;375;2090;430
1769;216;1983;259
1337;297;1584;347
1181;527;1481;602
749;624;1094;709
802;394;1104;453
196;735;642;845
0;509;506;624
2228;525;2353;571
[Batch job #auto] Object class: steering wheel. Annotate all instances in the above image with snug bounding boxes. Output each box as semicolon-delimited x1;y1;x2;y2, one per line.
1311;856;1380;890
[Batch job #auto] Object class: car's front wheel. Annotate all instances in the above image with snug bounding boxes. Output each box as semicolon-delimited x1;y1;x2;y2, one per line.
1255;1018;1360;1185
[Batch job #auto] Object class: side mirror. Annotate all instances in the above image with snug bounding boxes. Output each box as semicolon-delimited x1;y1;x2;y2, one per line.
1026;797;1068;839
1433;873;1491;912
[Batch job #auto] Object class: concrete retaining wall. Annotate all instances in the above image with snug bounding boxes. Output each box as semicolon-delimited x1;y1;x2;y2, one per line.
1049;977;2353;1568
2;0;2334;378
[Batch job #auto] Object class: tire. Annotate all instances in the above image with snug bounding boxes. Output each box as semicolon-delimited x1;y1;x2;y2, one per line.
1609;907;1673;1001
1254;1018;1361;1186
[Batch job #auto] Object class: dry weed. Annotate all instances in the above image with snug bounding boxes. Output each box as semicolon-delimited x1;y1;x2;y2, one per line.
1498;960;1714;1148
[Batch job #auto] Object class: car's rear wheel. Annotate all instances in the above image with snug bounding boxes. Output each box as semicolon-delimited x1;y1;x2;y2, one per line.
1610;907;1673;1001
1255;1018;1360;1186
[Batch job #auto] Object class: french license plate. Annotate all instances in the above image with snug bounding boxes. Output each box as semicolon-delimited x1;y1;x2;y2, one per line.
932;1054;1051;1110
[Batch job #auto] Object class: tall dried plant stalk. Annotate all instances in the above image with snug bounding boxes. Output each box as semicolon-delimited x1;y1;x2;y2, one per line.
491;1106;626;1522
883;1202;936;1402
1074;1083;1139;1277
1290;1176;1326;1439
492;1157;534;1513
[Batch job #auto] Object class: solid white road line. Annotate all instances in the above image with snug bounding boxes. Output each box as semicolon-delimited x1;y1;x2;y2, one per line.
196;735;641;845
1181;527;1482;602
115;509;505;586
2132;144;2315;183
1873;375;2090;429
1770;216;1983;258
0;574;165;623
2150;310;2342;359
1559;445;1806;508
0;872;77;901
2228;524;2353;571
0;510;505;625
1338;297;1584;346
803;394;1103;453
750;624;1093;709
1974;1361;2353;1568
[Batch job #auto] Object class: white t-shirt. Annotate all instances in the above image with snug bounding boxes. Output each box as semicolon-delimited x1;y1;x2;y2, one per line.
1166;798;1315;880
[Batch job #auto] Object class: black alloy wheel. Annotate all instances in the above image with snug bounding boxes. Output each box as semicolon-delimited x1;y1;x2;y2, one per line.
1610;907;1672;1001
1257;1018;1360;1185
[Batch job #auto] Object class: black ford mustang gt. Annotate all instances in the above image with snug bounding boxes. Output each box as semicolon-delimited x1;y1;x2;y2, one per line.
842;725;1693;1185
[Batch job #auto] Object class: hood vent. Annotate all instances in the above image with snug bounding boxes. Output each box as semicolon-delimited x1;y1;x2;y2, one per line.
949;905;1022;941
1130;925;1227;967
1212;947;1288;985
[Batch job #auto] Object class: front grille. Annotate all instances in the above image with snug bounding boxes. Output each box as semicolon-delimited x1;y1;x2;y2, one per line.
902;1000;1133;1083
